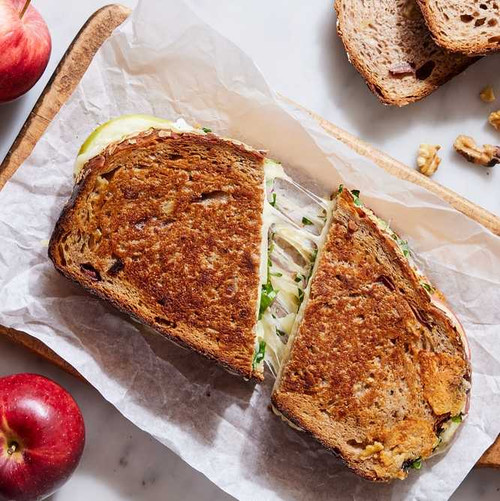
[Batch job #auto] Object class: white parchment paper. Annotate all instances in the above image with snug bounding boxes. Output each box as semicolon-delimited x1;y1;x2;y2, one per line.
0;0;499;499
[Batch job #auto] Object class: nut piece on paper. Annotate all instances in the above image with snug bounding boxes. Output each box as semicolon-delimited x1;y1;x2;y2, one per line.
417;144;441;176
480;86;496;103
489;110;500;130
454;135;500;167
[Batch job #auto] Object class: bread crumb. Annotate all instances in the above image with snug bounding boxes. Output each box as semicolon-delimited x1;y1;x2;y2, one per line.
417;144;441;177
480;86;496;103
454;135;500;167
489;110;500;130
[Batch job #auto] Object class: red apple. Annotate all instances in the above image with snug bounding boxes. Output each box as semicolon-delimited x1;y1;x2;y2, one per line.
0;0;51;103
0;374;85;501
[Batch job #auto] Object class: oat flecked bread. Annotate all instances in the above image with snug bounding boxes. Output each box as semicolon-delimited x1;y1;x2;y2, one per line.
417;0;500;55
334;0;479;106
49;128;266;380
272;189;471;481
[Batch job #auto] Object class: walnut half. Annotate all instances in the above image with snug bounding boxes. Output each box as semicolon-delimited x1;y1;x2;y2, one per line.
489;111;500;131
454;135;500;167
417;144;441;177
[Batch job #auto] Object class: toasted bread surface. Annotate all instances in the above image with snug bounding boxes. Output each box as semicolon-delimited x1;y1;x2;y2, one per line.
49;130;266;380
417;0;500;55
272;190;470;481
334;0;478;106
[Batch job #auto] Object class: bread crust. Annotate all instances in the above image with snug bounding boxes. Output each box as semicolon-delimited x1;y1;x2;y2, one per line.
416;0;500;56
49;129;266;380
272;190;471;481
334;0;479;106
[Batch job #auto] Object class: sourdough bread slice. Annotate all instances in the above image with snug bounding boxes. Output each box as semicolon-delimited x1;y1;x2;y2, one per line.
417;0;500;55
272;189;471;481
49;127;267;380
334;0;478;106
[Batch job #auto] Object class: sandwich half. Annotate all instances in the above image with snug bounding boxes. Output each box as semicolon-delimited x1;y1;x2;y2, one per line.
49;115;269;380
272;187;471;481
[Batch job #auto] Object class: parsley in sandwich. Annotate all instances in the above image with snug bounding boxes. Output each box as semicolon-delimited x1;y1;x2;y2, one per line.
351;189;363;207
421;282;435;294
202;127;212;133
252;340;266;368
269;193;277;207
259;282;278;318
302;216;313;226
403;457;423;471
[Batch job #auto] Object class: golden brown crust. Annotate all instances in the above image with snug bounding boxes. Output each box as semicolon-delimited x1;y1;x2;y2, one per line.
49;130;266;380
272;190;471;481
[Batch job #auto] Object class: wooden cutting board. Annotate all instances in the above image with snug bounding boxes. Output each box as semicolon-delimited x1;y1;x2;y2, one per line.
0;4;498;468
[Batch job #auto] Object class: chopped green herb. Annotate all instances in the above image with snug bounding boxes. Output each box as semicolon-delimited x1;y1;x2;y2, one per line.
259;283;278;318
398;239;410;257
451;414;463;423
351;189;363;207
269;193;277;207
270;271;283;277
338;184;344;194
267;256;273;269
297;287;304;303
302;216;313;226
202;127;212;133
421;282;435;294
252;340;266;368
409;458;422;470
276;328;287;337
294;274;304;283
311;248;318;263
269;238;275;254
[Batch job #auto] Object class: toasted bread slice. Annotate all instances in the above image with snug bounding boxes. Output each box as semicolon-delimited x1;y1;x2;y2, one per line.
334;0;478;106
272;189;471;481
49;128;266;380
417;0;500;55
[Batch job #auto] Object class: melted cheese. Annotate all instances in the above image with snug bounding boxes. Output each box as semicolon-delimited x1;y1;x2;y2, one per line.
254;159;333;375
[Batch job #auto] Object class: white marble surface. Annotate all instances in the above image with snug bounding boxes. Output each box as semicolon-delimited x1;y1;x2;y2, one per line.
0;0;499;499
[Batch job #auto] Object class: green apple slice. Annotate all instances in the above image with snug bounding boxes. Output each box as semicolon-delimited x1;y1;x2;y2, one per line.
74;114;195;177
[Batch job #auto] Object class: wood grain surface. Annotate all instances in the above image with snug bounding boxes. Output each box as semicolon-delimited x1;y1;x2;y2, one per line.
0;3;497;467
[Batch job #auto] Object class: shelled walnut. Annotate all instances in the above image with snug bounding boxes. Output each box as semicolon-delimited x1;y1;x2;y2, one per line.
417;144;441;176
454;135;500;167
480;86;496;103
489;111;500;131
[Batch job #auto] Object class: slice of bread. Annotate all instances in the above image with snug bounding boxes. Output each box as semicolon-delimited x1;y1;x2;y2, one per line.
334;0;479;106
272;189;471;481
417;0;500;55
49;129;266;380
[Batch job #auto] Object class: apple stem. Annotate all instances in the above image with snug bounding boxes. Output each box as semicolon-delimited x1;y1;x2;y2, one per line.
7;442;18;455
19;0;31;19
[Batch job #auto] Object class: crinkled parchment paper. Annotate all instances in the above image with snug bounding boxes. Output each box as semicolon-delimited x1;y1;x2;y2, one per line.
0;0;499;499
